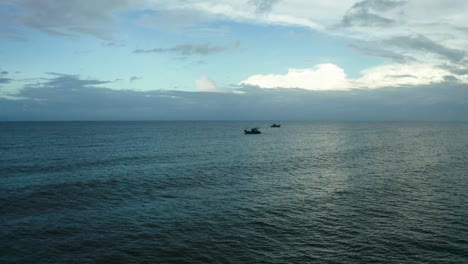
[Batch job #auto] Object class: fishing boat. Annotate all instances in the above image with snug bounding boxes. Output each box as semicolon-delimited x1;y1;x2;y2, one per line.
270;124;281;128
244;128;261;134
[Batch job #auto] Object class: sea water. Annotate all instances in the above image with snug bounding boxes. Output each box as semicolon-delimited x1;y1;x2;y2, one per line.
1;121;467;263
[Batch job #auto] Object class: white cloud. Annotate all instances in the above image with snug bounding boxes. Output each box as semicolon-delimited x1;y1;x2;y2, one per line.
353;63;458;88
241;62;464;90
144;0;327;30
241;64;350;90
196;76;230;93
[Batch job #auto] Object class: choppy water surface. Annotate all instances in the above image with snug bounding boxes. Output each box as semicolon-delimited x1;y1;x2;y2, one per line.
1;121;468;263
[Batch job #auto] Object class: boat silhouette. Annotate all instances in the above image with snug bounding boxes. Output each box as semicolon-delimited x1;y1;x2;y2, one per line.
244;128;261;134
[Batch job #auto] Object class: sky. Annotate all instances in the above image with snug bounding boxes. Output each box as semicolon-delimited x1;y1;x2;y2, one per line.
1;0;468;121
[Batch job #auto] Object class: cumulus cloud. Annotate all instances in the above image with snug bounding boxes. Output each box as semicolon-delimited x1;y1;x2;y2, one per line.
134;42;240;56
2;73;468;121
354;63;452;88
241;64;350;90
241;62;466;90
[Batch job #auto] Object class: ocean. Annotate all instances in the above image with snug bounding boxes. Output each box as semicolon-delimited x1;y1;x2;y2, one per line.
1;121;467;263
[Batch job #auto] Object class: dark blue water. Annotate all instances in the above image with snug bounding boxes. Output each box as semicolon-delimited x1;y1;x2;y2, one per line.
1;121;468;263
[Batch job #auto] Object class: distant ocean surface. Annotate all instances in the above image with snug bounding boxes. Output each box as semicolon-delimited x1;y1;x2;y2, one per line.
1;121;468;263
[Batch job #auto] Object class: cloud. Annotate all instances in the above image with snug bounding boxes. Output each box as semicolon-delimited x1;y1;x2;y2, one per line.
152;0;324;30
0;24;29;41
341;11;395;28
249;0;281;14
355;63;452;88
102;41;126;47
129;1;468;72
196;76;231;93
3;1;468;43
438;64;468;76
385;35;465;63
129;76;142;82
1;71;8;75
443;75;459;83
39;72;112;88
3;0;468;94
241;62;466;90
348;43;415;63
3;0;134;39
134;41;240;56
136;8;214;31
385;74;416;79
352;0;406;11
4;1;466;65
0;78;12;84
340;0;406;27
241;64;350;90
330;0;468;73
2;73;468;121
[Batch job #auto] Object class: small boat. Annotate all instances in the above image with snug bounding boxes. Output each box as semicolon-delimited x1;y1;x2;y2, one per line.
270;123;281;128
244;128;261;134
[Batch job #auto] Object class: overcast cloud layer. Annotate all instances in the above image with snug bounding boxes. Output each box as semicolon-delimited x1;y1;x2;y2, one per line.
1;74;467;121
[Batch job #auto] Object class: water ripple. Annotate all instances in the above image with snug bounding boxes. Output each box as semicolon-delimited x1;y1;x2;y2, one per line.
1;121;468;263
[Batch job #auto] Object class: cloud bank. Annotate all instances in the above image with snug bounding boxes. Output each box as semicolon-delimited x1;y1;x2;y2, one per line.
1;74;467;121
